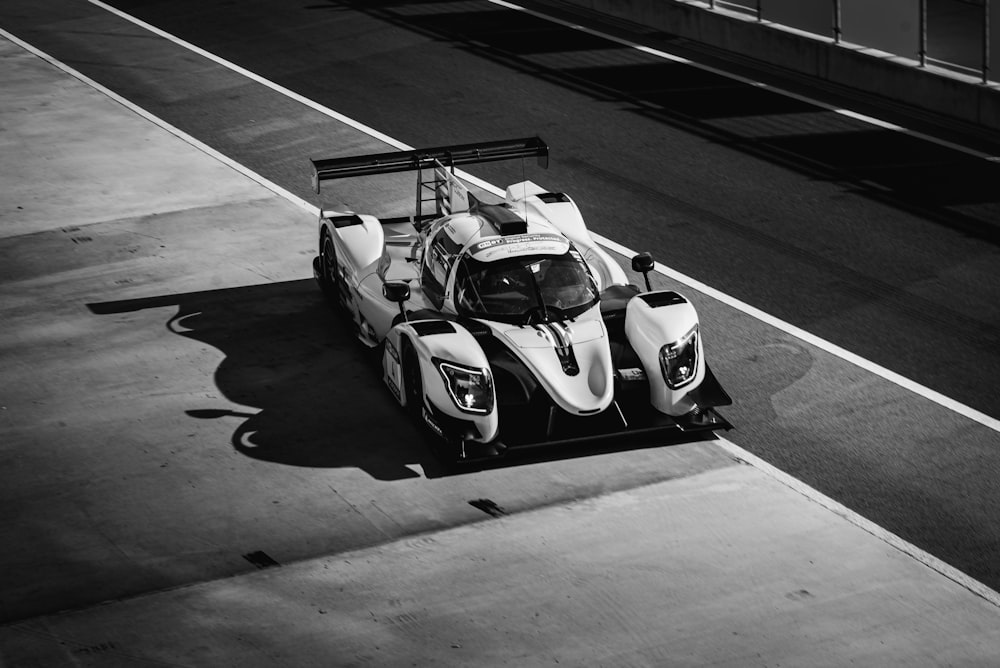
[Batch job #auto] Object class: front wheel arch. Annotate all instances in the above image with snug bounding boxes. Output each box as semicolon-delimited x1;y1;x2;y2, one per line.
400;336;423;417
400;336;468;465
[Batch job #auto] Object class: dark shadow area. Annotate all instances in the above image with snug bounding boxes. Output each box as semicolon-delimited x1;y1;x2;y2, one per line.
927;0;985;73
326;0;1000;243
757;129;1000;206
480;428;722;471
88;279;431;480
542;61;823;118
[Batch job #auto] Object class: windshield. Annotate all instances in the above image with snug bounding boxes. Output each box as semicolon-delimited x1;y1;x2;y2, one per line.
454;251;599;324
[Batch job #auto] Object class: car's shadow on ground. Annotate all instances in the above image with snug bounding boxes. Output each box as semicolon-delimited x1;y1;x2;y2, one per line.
88;277;725;480
469;429;722;474
89;278;442;480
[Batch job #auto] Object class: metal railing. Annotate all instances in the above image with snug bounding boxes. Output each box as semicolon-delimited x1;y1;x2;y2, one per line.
702;0;993;84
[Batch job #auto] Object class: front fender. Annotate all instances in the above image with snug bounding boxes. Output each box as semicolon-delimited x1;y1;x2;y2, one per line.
625;291;706;416
383;319;499;444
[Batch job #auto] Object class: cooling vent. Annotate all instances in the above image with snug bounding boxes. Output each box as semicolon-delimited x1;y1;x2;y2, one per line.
639;291;687;308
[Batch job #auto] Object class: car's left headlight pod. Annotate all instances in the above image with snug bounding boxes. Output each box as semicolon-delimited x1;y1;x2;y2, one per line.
434;358;495;413
659;324;699;390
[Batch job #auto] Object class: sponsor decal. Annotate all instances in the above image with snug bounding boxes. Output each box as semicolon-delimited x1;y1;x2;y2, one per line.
422;407;444;437
386;376;400;400
533;322;579;376
469;233;569;262
385;339;399;363
618;367;647;381
434;163;469;215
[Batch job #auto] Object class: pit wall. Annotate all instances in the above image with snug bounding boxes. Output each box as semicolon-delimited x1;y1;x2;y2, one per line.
545;0;1000;138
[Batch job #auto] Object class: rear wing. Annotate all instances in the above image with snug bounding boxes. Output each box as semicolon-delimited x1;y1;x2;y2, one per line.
311;136;548;190
311;136;549;221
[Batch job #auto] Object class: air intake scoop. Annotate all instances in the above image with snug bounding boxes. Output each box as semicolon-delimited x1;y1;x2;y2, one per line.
470;197;528;236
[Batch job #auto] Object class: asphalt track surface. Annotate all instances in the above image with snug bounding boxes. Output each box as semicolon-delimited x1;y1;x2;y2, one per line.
2;0;999;631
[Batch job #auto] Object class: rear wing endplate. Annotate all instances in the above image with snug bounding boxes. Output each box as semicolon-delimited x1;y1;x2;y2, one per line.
311;136;548;193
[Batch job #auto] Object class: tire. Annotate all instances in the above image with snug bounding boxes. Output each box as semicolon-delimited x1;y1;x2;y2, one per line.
319;231;341;308
402;341;423;419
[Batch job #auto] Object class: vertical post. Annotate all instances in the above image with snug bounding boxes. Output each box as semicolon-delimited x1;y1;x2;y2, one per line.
757;0;762;21
415;163;423;220
917;0;927;67
708;0;715;9
833;0;842;44
984;0;991;83
919;0;927;67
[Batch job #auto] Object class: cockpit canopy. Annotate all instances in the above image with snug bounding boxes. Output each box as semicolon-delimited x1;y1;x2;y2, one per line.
454;250;598;325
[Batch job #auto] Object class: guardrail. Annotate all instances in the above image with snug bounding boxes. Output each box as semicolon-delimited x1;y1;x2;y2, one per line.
554;0;1000;134
701;0;993;84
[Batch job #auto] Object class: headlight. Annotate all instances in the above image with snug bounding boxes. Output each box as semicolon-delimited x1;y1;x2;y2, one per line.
659;325;699;389
435;359;494;413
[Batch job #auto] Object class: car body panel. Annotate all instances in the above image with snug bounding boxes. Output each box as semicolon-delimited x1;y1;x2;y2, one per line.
485;309;613;416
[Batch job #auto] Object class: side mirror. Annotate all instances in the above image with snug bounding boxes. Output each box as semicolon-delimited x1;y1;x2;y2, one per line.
631;252;654;291
382;282;411;321
383;281;411;303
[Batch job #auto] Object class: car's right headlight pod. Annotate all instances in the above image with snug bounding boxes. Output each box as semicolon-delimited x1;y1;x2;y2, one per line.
658;324;699;389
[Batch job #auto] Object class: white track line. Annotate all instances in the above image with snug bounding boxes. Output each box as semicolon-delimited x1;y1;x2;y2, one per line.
490;0;1000;162
86;0;411;153
8;9;1000;608
0;27;316;216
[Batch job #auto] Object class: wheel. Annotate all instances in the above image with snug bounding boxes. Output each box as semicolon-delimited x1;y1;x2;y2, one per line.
402;341;424;419
319;231;342;308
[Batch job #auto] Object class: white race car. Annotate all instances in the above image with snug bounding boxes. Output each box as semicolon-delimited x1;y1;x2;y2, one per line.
311;137;731;464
